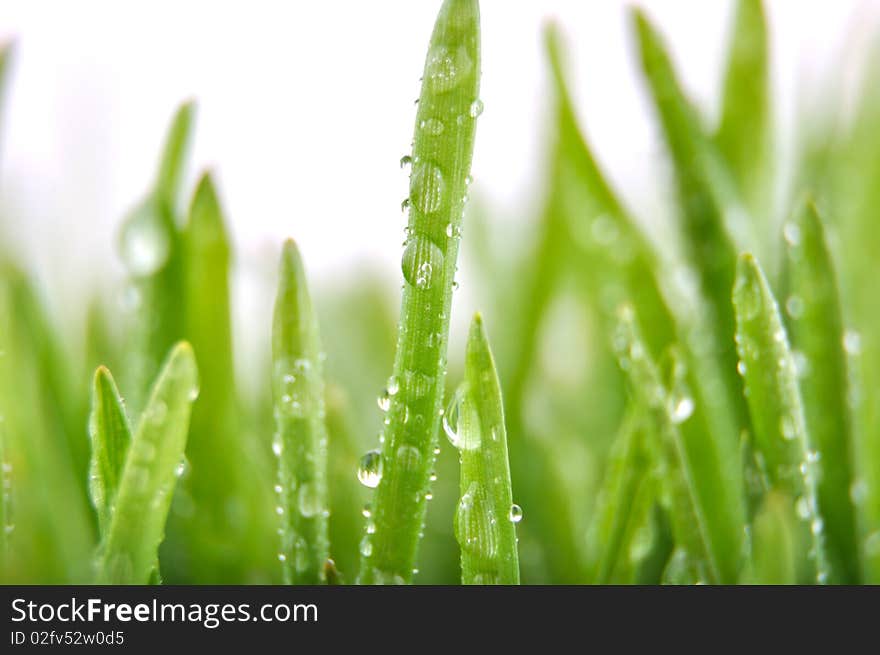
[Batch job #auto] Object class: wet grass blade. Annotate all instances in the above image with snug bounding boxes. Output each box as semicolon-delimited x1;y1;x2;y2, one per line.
272;240;329;584
88;367;133;536
360;0;481;584
715;0;771;218
744;491;797;584
781;200;860;583
732;253;828;583
96;343;198;584
612;306;715;583
452;314;519;584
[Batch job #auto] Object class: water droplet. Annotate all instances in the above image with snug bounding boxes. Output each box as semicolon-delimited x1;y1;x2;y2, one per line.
783;221;801;247
386;376;400;396
445;222;461;239
297;482;321;518
786;295;805;319
409;161;445;214
362;503;372;518
811;517;824;536
469;99;484;118
795;495;812;520
278;553;287;562
399;155;412;169
119;200;171;276
454;482;498;559
843;330;862;355
401;234;444;290
358;450;383;488
591;214;619;246
792;350;810;378
275;505;284;516
377;390;391;412
425;44;471;93
420;118;445;135
443;385;480;451
174;457;189;478
509;504;523;523
429;472;437;482
359;536;373;557
274;484;284;494
400;198;410;213
425;492;433;501
737;360;747;376
780;416;797;441
272;433;283;457
850;479;868;504
668;395;695;424
396;444;421;471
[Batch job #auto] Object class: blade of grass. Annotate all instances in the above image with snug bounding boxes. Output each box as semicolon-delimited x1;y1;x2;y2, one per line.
715;0;771;219
781;199;859;583
613;306;715;583
88;366;133;536
96;342;198;584
451;314;519;584
732;253;828;583
742;491;798;584
272;240;330;584
359;0;481;584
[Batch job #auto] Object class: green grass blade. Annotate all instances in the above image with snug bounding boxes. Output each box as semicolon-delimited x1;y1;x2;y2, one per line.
88;366;133;536
613;306;716;583
781;200;860;583
359;0;481;584
715;0;771;218
452;314;519;584
632;9;749;431
744;491;798;584
96;342;198;584
155;100;196;214
272;240;329;584
732;253;828;583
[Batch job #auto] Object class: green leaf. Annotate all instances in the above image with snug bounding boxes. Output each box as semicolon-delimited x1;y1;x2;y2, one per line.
452;314;519;584
715;0;771;218
743;491;798;584
272;240;329;584
156;100;197;214
88;367;133;536
781;199;860;583
96;342;198;584
360;0;481;584
732;253;828;583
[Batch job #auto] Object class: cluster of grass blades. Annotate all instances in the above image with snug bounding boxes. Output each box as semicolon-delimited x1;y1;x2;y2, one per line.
0;0;879;584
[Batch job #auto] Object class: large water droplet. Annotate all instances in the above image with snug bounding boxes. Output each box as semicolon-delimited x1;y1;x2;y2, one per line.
443;385;480;451
409;161;445;215
668;395;695;424
401;234;444;290
119;201;171;276
358;450;383;488
509;504;523;523
297;482;321;518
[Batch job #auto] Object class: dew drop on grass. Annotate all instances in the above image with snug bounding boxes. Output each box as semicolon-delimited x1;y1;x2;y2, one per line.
445;223;461;239
119;204;171;276
509;504;523;523
779;416;797;441
469;99;484;118
425;44;471;93
420;118;445;135
400;155;412;169
401;234;443;290
668;395;695;424
359;536;373;558
297;483;321;518
783;221;802;247
396;444;421;471
843;330;862;355
443;385;479;451
272;433;283;457
401;198;411;213
358;450;383;488
274;484;283;494
737;360;747;376
362;503;372;518
409;161;445;214
786;295;805;319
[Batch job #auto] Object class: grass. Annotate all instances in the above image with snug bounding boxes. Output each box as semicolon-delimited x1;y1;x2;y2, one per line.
1;0;879;584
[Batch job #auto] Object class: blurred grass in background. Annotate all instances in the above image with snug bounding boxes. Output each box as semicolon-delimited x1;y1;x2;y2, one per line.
1;0;879;584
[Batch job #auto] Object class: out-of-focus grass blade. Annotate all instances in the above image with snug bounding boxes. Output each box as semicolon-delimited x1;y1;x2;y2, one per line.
96;342;198;584
118;102;194;417
744;491;798;584
88;367;132;536
584;410;653;583
733;253;827;583
715;0;771;219
272;240;329;584
613;306;715;583
631;9;750;433
452;314;519;584
781;200;860;583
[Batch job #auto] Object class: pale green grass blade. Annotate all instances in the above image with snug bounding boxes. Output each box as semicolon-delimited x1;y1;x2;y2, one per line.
452;314;519;584
156;100;196;214
733;253;828;583
613;306;715;583
781;200;859;583
272;240;329;584
96;342;198;584
88;366;133;536
360;0;481;584
632;9;750;433
743;491;798;584
715;0;771;219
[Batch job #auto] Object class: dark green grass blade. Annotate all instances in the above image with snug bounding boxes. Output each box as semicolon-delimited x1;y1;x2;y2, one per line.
715;0;771;218
631;9;750;434
272;240;329;584
119;103;194;417
453;315;519;584
88;367;133;536
733;253;828;583
613;306;715;583
360;0;481;584
96;342;198;584
781;200;859;583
